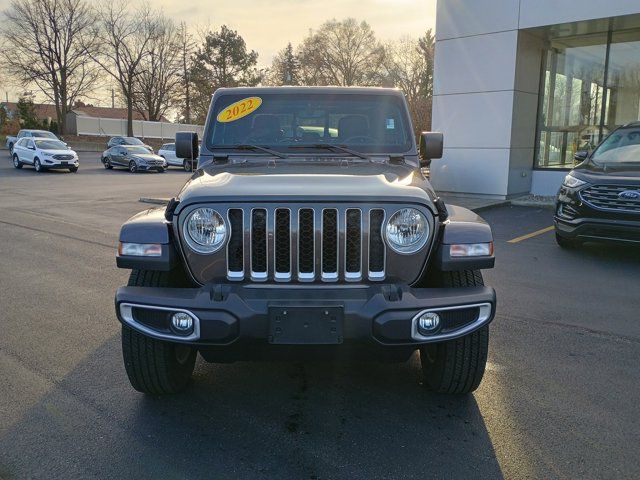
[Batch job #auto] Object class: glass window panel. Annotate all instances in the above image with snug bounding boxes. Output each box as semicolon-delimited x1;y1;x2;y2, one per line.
535;33;607;168
603;28;640;132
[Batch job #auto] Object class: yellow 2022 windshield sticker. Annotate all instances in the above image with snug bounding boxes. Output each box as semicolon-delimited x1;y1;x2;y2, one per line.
216;97;262;123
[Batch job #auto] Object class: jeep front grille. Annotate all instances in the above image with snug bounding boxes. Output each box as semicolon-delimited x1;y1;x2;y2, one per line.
580;184;640;214
225;207;387;282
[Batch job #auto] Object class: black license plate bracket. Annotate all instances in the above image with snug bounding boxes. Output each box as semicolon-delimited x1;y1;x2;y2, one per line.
268;306;343;345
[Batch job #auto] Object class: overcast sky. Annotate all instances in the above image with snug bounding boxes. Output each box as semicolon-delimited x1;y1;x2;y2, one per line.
0;0;436;105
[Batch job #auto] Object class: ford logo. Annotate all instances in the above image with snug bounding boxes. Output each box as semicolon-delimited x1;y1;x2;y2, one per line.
618;190;640;200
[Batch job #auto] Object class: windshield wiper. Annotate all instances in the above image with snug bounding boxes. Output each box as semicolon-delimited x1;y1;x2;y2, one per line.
213;144;288;159
290;144;370;160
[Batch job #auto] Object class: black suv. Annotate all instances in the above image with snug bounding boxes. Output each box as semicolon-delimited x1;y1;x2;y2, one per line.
555;122;640;248
114;87;496;395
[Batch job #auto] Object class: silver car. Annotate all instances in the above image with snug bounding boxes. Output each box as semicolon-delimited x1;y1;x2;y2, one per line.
102;145;167;173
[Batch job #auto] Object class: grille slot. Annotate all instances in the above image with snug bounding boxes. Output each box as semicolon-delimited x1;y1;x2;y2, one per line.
322;209;338;280
223;206;390;282
580;185;640;214
298;208;315;278
345;209;362;279
369;209;385;278
251;209;267;279
227;209;244;278
275;209;291;278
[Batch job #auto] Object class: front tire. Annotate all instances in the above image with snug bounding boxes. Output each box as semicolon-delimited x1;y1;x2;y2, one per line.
103;157;113;169
13;154;22;169
121;269;197;394
69;166;78;173
183;159;192;172
34;158;43;172
420;270;489;394
129;160;137;173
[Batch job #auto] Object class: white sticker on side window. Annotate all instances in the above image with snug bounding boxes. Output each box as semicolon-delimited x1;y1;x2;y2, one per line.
386;118;395;130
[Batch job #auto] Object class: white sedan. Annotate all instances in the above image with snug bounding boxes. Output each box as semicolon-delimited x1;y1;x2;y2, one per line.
158;142;198;171
12;137;79;173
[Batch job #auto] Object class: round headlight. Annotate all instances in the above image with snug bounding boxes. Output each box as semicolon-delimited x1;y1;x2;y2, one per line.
184;208;226;253
385;208;430;254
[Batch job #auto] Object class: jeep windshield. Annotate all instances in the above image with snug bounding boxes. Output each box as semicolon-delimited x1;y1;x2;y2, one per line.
591;126;640;165
207;93;413;155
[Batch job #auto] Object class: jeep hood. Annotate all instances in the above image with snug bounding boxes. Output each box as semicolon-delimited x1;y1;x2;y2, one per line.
175;161;438;211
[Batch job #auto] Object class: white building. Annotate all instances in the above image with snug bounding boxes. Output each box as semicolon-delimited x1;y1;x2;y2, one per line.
431;0;640;198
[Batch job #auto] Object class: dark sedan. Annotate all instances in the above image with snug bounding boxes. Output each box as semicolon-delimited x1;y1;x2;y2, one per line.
555;121;640;248
107;136;153;153
101;145;167;173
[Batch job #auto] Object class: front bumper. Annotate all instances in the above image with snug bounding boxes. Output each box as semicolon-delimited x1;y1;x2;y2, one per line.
555;215;640;244
115;283;496;349
43;160;79;169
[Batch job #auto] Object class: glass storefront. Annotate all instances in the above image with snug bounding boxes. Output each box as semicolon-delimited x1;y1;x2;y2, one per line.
535;27;640;168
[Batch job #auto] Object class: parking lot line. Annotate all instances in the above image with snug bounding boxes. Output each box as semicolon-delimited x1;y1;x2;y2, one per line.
507;225;554;243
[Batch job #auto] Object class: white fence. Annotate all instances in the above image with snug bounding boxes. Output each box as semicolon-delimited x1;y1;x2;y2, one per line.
74;116;204;139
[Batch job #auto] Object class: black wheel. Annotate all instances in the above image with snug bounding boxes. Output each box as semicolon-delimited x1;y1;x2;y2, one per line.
420;270;489;395
157;167;166;173
34;157;43;172
121;269;197;394
555;232;581;249
69;166;78;173
103;157;113;169
9;142;14;154
183;159;192;172
13;154;22;169
129;160;137;173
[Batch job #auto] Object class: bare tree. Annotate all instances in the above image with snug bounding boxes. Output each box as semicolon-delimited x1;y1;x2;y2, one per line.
132;15;182;122
297;19;386;86
1;0;100;135
176;22;196;123
384;32;434;133
92;0;159;136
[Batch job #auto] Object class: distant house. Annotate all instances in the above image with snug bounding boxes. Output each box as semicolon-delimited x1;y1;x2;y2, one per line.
1;102;58;123
1;101;169;134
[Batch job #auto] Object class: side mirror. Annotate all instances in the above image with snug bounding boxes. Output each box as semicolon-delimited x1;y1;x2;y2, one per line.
419;132;443;168
176;131;199;160
574;150;588;162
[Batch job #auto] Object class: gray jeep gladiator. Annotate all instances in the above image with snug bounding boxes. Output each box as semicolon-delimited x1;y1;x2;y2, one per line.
115;87;496;395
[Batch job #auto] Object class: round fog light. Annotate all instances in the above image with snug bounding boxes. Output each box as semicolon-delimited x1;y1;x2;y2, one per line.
171;312;194;334
417;312;440;335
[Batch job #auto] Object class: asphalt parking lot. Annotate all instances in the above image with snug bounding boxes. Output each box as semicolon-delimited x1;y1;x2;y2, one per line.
1;151;639;479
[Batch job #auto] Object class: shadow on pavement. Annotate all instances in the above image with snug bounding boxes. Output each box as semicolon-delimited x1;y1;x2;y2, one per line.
0;335;503;479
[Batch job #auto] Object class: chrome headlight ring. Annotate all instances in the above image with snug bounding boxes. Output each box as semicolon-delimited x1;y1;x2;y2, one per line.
384;208;430;254
182;208;227;254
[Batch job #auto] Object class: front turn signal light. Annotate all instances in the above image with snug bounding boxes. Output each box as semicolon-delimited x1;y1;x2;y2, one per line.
118;242;162;257
450;242;493;257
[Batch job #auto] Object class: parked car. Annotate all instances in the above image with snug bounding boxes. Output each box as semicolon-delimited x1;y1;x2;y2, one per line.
107;136;153;153
6;129;59;154
555;121;640;248
158;142;198;171
12;137;79;173
102;145;166;173
114;86;496;396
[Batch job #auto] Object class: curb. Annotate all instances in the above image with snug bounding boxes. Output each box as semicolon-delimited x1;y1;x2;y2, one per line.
509;200;555;209
139;197;171;205
469;201;511;213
